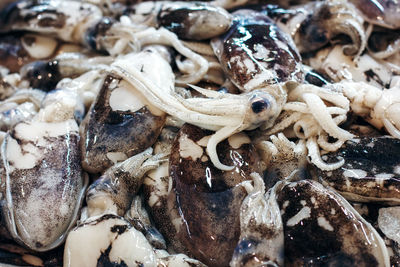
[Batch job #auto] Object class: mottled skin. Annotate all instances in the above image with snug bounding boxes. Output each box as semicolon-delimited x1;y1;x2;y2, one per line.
0;0;69;31
155;1;232;40
169;124;262;266
143;172;191;255
65;214;139;266
387;238;400;266
0;0;103;47
231;176;284;267
80;74;166;173
125;194;166;249
296;2;334;53
142;127;191;255
300;0;365;56
0;121;86;251
265;1;366;57
259;134;309;190
86;166;139;215
315;136;400;204
211;9;303;92
277;180;388;266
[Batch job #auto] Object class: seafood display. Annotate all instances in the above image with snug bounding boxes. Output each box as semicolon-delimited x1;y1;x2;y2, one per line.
0;0;400;266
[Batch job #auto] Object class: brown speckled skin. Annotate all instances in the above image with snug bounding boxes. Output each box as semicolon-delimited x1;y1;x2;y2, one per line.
315;136;400;203
168;124;262;267
278;180;381;266
0;0;103;51
126;195;166;250
143;173;191;256
0;123;85;251
142;127;191;256
211;9;303;91
0;0;68;31
86;168;136;216
157;2;231;40
80;74;165;173
295;1;363;55
388;238;400;266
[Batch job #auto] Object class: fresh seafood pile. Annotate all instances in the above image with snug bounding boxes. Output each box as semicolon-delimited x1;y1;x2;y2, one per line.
0;0;399;266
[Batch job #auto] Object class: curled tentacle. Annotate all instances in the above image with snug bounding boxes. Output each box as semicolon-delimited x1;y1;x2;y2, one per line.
0;0;209;84
317;132;346;152
266;83;353;170
307;136;345;171
133;27;208;85
285;83;353;141
300;0;366;57
349;0;400;29
268;0;366;58
112;50;286;170
301;92;354;140
292;114;320;139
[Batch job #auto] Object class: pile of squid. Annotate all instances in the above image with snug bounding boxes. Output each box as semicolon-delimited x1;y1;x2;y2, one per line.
0;0;400;266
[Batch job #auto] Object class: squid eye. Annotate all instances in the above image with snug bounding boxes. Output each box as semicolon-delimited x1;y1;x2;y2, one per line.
21;60;61;92
251;98;270;114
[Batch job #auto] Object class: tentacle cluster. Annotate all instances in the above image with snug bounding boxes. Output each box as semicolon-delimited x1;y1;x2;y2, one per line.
267;83;354;170
339;80;400;138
